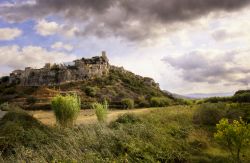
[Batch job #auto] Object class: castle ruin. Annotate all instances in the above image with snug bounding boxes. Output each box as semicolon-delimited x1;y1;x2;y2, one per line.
9;51;110;86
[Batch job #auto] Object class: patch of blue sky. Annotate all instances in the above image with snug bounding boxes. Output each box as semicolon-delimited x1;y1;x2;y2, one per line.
0;19;61;50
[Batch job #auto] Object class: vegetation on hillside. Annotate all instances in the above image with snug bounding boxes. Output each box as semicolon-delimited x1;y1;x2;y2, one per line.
0;67;175;110
201;90;250;104
0;104;249;162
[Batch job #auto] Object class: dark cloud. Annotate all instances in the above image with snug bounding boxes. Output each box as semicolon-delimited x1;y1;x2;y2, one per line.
162;50;250;85
121;0;250;23
1;0;250;41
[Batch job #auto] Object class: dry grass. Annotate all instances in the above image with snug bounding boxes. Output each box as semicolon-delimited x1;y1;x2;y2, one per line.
29;108;152;125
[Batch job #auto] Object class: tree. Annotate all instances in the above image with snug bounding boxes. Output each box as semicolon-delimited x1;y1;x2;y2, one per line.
214;118;250;163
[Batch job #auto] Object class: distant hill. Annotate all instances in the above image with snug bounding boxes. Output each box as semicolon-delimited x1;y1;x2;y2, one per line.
185;92;234;99
163;90;192;99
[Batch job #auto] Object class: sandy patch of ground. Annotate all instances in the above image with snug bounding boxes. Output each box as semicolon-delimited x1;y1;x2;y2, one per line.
29;108;152;126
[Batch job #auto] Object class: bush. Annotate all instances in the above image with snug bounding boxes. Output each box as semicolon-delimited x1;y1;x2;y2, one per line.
26;96;37;105
177;98;193;105
137;96;150;108
150;97;171;107
193;103;226;125
3;87;16;95
115;113;141;124
91;100;108;122
110;113;141;129
0;102;9;111
214;118;250;163
51;94;81;127
0;76;9;83
84;86;98;97
121;98;134;109
0;102;21;111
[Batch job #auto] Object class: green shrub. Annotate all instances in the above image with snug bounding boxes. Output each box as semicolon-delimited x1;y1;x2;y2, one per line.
214;118;250;163
115;113;141;124
26;96;37;105
23;87;37;95
51;94;81;127
177;98;193;105
91;100;108;122
3;87;16;95
193;103;226;125
121;98;134;109
110;113;142;129
0;102;21;111
150;97;171;107
84;86;98;97
0;102;9;111
137;96;150;108
0;76;9;83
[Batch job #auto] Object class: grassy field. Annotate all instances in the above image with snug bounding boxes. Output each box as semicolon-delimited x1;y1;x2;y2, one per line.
0;105;249;162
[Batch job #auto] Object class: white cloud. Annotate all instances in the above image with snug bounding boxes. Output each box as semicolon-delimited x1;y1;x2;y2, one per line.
35;19;78;37
210;9;250;44
0;28;22;40
51;42;73;51
0;45;76;72
35;19;60;36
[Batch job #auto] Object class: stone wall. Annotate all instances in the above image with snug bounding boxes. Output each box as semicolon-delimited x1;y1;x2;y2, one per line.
9;52;110;86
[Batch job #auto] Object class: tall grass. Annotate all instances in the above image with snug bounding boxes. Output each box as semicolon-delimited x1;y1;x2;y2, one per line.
51;94;81;127
193;103;226;125
1;105;249;162
121;98;134;109
91;100;108;122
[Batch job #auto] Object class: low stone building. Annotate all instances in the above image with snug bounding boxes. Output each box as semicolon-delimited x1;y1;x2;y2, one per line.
9;52;110;86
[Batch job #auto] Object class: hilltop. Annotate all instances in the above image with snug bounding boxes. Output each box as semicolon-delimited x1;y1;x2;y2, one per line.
0;52;175;110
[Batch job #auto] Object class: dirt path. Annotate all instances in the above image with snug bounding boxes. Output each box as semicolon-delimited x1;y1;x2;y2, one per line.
29;108;152;126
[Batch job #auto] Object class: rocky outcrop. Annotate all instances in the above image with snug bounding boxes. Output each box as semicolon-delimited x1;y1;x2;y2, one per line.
9;52;110;86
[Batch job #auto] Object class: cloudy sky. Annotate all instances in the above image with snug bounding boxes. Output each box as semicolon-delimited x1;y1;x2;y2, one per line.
0;0;250;95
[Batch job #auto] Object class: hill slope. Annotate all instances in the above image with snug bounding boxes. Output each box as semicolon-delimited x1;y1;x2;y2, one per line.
0;66;175;110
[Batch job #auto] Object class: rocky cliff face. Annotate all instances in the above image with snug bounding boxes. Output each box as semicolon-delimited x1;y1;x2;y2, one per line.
9;52;110;86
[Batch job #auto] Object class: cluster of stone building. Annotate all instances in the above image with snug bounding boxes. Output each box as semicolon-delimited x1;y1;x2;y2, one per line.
9;52;110;86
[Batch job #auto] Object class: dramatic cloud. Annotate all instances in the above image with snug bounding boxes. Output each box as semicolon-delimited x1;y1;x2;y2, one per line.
0;45;76;70
1;0;250;41
162;49;250;85
0;0;250;94
0;28;22;40
51;41;73;51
